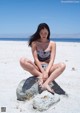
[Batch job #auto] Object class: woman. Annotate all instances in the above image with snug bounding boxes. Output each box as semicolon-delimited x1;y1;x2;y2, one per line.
20;23;66;94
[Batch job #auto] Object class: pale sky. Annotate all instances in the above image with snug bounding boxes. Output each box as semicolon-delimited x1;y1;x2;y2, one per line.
0;0;80;37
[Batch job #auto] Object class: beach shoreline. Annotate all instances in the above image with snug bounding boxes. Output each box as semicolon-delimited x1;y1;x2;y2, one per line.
0;41;80;113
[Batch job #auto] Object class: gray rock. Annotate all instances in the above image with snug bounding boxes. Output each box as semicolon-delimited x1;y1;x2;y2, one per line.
16;77;38;101
32;90;60;111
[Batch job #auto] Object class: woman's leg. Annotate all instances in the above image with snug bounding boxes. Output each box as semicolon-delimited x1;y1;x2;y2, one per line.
20;57;42;77
42;62;66;93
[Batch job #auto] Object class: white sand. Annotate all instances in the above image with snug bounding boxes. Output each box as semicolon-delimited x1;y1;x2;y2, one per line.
0;41;80;113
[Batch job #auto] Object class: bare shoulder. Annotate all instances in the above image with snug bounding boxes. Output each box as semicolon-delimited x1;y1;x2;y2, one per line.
50;41;56;47
31;41;36;47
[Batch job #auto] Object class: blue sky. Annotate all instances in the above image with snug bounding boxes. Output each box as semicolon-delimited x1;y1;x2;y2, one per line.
0;0;80;37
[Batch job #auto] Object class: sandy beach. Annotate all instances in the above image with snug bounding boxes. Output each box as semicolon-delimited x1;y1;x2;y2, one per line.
0;41;80;113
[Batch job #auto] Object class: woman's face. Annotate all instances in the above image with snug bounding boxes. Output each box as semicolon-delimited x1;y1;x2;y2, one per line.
39;28;48;40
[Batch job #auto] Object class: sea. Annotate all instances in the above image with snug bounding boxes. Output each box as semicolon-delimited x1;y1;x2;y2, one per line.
0;38;80;42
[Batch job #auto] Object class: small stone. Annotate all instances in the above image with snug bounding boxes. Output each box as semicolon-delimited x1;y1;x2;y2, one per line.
20;108;22;112
65;60;68;62
16;105;19;109
72;67;76;71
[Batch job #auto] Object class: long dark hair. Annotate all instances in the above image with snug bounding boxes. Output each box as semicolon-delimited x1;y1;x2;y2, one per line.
28;23;50;47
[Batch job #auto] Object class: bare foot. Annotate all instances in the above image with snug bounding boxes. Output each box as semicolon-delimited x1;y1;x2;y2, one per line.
42;84;54;94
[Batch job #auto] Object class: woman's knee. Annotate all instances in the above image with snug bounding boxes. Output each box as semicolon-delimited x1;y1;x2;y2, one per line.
59;62;66;70
20;57;29;66
20;57;34;70
20;57;25;65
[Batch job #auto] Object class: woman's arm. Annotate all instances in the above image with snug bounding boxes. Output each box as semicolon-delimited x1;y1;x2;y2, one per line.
46;41;56;74
31;42;44;73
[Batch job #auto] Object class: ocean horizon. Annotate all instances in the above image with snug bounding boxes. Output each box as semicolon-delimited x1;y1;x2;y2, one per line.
0;37;80;42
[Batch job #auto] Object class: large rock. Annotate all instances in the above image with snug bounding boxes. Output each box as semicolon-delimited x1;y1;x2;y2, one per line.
32;90;60;111
16;76;38;101
16;76;66;101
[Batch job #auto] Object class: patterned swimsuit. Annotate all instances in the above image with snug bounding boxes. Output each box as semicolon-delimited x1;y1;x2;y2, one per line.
37;49;51;70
